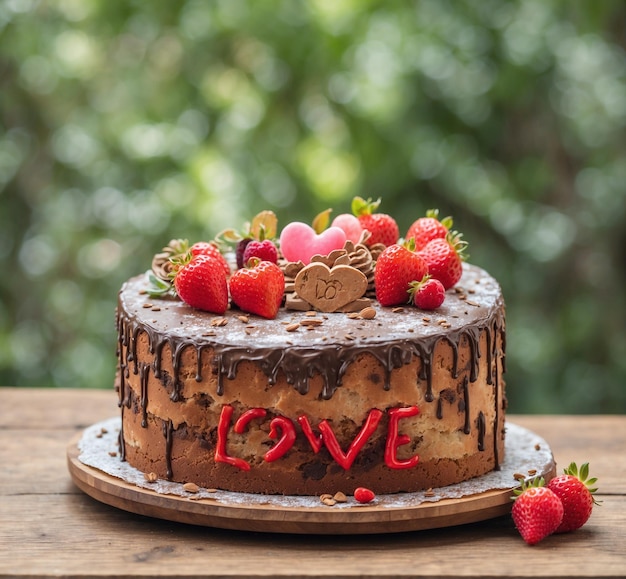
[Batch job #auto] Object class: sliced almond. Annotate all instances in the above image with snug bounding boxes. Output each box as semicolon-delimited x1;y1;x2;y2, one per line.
359;306;376;320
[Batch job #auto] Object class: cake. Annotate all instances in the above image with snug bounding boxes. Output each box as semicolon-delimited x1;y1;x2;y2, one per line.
115;207;507;496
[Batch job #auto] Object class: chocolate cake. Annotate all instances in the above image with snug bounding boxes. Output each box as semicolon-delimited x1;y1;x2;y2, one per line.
115;261;506;496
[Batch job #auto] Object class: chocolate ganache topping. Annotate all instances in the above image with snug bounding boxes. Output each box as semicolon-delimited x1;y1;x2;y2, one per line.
117;263;505;406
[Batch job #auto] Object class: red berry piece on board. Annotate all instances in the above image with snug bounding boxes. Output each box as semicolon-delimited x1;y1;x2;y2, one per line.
173;254;229;314
511;477;564;545
405;209;453;251
374;242;428;307
352;196;399;248
547;462;600;533
354;487;376;504
409;275;446;310
229;259;285;319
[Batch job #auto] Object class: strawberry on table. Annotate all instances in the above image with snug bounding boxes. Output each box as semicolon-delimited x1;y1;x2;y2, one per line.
408;275;446;310
173;254;229;314
374;241;428;307
418;232;467;290
229;259;285;319
511;477;564;545
352;196;399;248
547;462;600;533
406;209;453;251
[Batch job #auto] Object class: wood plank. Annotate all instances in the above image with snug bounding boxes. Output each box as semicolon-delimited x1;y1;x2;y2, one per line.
0;387;117;429
0;494;623;578
0;430;82;495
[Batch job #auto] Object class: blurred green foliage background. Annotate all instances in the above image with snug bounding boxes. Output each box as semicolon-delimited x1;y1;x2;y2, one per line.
1;0;625;413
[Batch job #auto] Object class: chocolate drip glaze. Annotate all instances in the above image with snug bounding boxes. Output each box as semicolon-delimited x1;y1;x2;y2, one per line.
116;263;506;475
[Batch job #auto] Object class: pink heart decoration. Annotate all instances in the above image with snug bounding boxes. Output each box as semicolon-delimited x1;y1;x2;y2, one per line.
279;222;347;265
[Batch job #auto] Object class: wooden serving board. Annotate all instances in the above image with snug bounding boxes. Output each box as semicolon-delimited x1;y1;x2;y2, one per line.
67;421;556;535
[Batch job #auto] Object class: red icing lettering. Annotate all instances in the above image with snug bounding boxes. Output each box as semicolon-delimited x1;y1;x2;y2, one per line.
297;415;323;453
215;405;250;471
264;416;297;462
212;404;422;472
385;405;420;469
317;409;384;470
234;407;267;434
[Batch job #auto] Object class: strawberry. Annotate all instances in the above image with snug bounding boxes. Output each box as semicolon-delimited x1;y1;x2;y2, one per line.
173;254;229;314
242;239;278;266
374;242;428;307
547;462;600;533
511;477;564;545
418;232;467;290
352;196;399;247
215;210;278;269
229;259;285;319
190;241;231;277
406;209;453;251
408;275;446;310
354;487;376;504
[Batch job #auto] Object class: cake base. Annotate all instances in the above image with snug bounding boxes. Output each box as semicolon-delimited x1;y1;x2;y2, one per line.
67;419;555;534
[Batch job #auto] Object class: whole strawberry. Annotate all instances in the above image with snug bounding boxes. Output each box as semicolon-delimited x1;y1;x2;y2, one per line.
242;239;278;265
547;462;599;533
374;242;428;307
229;259;285;319
352;196;399;247
173;254;229;314
419;232;467;290
409;275;446;310
190;241;231;277
406;209;453;251
512;477;564;545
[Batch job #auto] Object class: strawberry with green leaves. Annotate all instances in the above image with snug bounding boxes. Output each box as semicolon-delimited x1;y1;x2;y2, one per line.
173;254;229;314
418;232;467;290
352;196;399;248
406;209;453;251
374;241;428;307
229;259;285;319
511;477;564;545
547;462;600;533
408;275;446;310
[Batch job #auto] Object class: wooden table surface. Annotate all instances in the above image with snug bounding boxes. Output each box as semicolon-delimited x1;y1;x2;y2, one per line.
1;387;624;578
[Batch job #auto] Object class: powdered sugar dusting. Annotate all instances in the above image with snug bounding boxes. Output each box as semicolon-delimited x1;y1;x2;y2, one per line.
77;418;554;510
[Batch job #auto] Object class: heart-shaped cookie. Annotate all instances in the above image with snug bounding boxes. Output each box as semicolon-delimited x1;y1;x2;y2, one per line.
294;263;368;312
